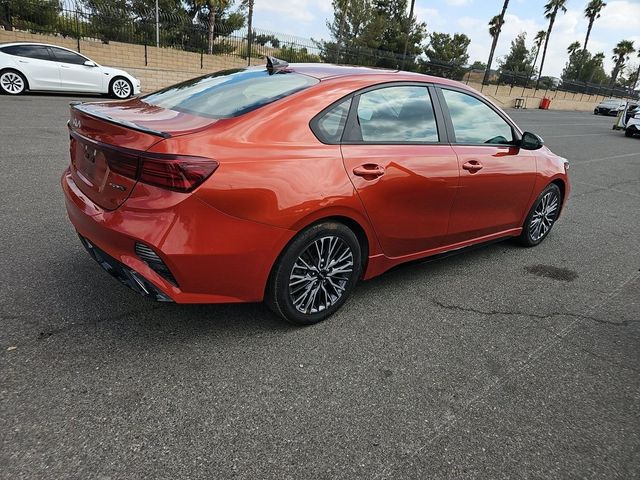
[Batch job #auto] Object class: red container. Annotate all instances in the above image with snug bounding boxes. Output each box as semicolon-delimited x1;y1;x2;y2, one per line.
539;97;551;110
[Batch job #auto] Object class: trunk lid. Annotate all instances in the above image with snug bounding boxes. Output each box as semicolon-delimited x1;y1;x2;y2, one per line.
68;99;218;210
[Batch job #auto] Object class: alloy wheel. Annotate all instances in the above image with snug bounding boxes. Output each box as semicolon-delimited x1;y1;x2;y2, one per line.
112;79;131;98
529;190;559;242
1;72;25;94
288;236;354;315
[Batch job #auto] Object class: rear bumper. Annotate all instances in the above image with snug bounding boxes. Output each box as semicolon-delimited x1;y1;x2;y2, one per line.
62;169;295;303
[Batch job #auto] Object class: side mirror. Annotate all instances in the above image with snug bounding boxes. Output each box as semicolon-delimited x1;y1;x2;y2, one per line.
520;131;544;150
83;60;97;67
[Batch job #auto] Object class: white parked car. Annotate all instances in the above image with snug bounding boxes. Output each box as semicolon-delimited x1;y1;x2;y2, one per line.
0;42;140;98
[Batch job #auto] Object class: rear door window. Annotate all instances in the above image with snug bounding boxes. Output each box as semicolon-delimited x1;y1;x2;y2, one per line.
142;68;319;119
348;86;439;143
1;45;54;61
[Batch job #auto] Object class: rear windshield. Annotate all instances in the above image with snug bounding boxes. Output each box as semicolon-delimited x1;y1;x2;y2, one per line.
141;68;318;119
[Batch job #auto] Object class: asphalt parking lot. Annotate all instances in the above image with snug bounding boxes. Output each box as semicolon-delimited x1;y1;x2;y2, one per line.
1;94;639;479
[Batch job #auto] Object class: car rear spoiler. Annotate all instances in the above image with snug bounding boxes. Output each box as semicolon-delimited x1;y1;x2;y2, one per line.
70;102;171;138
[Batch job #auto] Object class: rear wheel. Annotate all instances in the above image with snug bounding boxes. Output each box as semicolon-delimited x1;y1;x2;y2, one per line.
625;128;635;137
266;222;362;325
109;77;133;99
518;184;561;247
0;70;27;95
594;109;599;115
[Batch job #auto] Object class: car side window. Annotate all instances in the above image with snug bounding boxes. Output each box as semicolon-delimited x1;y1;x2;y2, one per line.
353;86;439;143
50;47;87;65
313;98;352;143
442;89;514;145
2;45;54;61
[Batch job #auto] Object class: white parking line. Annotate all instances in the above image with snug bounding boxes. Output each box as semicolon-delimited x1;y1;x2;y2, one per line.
574;152;640;165
544;133;610;138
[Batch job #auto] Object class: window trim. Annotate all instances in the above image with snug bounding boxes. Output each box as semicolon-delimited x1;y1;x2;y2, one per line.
436;85;523;147
309;81;448;146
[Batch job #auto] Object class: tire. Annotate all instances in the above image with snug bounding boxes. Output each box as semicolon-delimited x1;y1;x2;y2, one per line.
625;128;635;137
518;183;562;247
594;109;599;115
266;222;362;325
0;69;27;95
109;77;133;99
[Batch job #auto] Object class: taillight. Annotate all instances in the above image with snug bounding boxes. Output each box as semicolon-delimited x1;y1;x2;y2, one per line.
138;156;218;192
107;150;218;193
69;130;218;193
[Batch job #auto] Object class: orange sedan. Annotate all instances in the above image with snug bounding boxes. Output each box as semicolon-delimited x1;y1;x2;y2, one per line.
62;58;570;324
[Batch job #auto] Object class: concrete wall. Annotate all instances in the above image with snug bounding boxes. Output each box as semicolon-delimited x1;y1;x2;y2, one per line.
465;81;605;112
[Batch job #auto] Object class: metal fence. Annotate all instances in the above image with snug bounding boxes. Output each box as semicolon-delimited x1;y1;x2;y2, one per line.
1;0;637;100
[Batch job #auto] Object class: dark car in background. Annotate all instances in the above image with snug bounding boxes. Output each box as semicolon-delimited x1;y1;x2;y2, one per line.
594;98;626;116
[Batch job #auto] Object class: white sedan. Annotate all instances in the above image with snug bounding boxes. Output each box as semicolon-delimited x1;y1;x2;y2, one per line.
0;42;140;98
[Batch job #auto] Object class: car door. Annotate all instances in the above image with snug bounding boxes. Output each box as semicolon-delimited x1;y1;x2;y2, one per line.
2;45;61;90
438;87;537;243
50;47;104;93
339;84;459;258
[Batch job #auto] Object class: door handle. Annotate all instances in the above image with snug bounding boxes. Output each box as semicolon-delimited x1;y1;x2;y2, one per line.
462;160;483;172
353;164;385;179
60;64;71;69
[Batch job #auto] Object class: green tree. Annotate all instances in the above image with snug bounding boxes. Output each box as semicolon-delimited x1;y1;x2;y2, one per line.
499;32;533;74
470;60;487;70
321;0;426;68
81;0;132;43
0;0;60;33
483;0;510;84
192;0;244;54
536;0;568;89
421;32;471;80
561;41;592;81
610;39;636;87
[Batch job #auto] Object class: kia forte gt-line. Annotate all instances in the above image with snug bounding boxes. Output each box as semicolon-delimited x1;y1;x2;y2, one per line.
61;57;570;325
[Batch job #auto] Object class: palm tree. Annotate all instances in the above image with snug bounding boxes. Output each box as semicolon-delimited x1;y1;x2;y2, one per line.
401;0;416;69
610;40;636;87
567;41;581;56
195;0;231;55
523;31;546;91
535;0;568;90
588;52;605;83
583;0;606;52
482;0;510;85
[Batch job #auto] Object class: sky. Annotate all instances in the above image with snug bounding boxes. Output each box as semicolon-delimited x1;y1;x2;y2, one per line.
251;0;640;79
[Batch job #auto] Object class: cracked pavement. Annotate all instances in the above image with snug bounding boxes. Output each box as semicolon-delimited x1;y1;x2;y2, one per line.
1;96;639;479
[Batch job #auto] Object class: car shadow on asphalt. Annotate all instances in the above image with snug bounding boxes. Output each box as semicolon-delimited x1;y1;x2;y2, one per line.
39;239;523;343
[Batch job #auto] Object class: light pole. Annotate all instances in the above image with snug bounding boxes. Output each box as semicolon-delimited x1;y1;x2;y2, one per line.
155;0;160;48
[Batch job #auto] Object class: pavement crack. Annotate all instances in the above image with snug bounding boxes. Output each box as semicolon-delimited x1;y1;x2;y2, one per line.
432;300;638;327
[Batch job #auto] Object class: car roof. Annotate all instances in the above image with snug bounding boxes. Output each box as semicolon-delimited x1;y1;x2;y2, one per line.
286;63;468;88
0;42;79;53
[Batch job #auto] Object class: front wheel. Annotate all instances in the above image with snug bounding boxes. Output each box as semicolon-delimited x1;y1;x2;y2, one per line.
266;222;362;325
0;70;27;95
518;183;562;247
109;77;133;99
625;128;635;137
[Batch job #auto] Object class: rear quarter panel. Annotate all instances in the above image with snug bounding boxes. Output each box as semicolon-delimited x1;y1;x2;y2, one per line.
148;77;403;257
